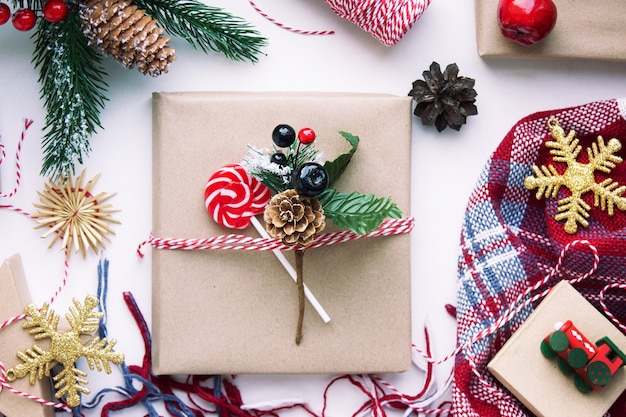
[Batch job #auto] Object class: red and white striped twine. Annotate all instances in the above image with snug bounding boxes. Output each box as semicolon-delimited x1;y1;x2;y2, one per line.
248;0;431;45
414;240;600;367
407;240;601;402
0;118;32;199
248;0;334;35
600;282;626;334
0;120;72;411
137;217;414;257
324;0;431;45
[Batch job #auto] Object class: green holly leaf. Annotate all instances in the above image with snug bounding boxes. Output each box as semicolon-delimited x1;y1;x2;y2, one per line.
318;188;402;235
324;131;359;187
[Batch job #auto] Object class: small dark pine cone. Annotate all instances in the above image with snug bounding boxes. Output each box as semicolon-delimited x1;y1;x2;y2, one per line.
408;62;478;132
264;189;325;247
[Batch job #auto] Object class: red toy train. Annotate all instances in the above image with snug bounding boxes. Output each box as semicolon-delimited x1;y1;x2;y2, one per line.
541;320;626;392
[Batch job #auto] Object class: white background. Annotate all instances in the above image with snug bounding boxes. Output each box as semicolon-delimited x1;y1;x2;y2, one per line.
1;0;626;415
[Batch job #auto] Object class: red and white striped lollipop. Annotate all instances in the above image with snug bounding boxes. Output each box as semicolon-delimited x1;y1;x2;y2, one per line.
204;164;271;229
204;163;331;323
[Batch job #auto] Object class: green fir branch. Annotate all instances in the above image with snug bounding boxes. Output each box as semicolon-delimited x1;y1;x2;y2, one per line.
132;0;267;62
33;13;108;180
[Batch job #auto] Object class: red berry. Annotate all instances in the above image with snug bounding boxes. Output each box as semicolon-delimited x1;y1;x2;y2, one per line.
0;3;10;25
298;128;316;145
12;8;37;31
43;0;68;23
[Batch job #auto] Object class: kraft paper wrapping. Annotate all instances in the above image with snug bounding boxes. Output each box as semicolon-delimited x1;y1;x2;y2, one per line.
0;254;54;417
475;0;626;61
151;91;413;374
488;281;626;417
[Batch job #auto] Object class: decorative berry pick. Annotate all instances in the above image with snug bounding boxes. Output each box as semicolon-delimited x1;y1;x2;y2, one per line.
32;170;120;259
408;61;478;132
525;117;626;234
6;295;124;408
239;125;403;344
246;126;402;236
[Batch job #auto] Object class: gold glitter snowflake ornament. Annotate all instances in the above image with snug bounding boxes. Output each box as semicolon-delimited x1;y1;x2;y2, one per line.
525;117;626;234
6;296;124;408
33;170;120;259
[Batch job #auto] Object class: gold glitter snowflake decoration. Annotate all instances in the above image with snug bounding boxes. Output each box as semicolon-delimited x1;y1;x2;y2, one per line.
6;296;124;408
33;170;120;259
525;117;626;234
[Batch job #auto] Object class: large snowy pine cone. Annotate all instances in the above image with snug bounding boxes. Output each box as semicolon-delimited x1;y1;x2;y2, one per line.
264;189;325;247
80;0;176;77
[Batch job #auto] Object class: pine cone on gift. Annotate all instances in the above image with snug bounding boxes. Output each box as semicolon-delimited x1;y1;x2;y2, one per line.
408;61;478;132
80;0;176;77
264;189;325;247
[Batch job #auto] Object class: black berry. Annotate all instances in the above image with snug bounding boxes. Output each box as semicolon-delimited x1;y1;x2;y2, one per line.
292;162;328;197
272;124;296;148
270;152;288;167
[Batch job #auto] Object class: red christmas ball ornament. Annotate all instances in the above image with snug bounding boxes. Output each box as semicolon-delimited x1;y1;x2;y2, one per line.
12;8;37;31
298;128;316;145
42;0;68;23
0;3;11;25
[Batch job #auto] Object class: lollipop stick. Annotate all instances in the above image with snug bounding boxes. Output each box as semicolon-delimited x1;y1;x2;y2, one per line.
250;216;330;323
295;249;305;345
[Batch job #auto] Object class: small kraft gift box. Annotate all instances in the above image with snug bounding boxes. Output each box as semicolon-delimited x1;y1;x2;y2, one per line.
0;254;54;417
150;91;413;375
488;281;626;417
475;0;626;61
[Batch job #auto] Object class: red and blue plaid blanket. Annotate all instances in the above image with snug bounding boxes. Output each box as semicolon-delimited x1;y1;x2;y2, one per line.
454;98;626;416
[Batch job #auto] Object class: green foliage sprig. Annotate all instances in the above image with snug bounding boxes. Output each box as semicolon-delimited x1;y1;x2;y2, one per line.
319;132;402;234
9;0;267;179
323;131;358;187
317;188;402;235
33;14;108;180
133;0;267;63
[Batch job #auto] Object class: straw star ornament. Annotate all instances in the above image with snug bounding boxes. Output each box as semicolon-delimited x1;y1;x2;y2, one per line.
33;171;120;258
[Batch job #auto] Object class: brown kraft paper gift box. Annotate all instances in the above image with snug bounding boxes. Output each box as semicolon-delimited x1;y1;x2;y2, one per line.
151;91;413;375
0;254;54;417
488;281;626;417
475;0;626;61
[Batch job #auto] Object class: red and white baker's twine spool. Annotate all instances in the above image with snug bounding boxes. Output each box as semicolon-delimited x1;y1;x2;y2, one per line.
0;120;72;412
249;0;430;46
324;0;431;45
137;217;414;256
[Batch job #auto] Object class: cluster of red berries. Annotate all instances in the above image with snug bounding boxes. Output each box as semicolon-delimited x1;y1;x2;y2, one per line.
271;125;329;198
0;0;68;31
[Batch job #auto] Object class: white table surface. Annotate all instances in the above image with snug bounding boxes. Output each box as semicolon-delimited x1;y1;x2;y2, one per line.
1;0;626;415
